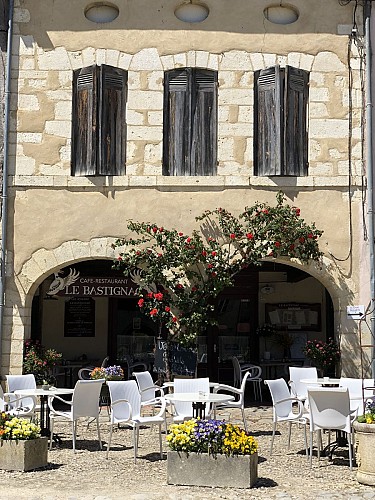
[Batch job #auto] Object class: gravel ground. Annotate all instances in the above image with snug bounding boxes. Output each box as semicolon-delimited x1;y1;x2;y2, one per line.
1;404;375;500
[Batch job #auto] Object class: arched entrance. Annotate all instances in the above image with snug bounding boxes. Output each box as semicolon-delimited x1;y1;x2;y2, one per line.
28;257;334;388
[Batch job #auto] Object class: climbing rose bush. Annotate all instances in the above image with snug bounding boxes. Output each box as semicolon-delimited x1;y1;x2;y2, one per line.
112;192;323;345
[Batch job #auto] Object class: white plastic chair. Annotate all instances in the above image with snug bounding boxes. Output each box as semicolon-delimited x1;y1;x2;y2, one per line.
288;366;318;402
0;384;36;418
172;377;210;422
307;387;356;470
6;374;39;413
122;355;148;380
339;377;375;414
48;379;104;452
213;371;251;431
133;371;165;406
106;380;166;462
232;356;263;401
265;378;308;456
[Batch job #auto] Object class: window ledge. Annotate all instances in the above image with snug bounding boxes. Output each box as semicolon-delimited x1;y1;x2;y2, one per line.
10;175;364;189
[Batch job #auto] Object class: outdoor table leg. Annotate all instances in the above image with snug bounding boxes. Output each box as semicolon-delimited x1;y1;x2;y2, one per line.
192;402;206;419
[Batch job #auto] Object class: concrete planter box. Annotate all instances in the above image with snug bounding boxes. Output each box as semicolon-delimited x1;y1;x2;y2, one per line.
0;437;48;471
354;421;375;486
167;451;258;488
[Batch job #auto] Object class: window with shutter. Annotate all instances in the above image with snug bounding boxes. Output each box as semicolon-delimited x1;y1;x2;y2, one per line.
163;68;217;176
71;64;127;176
254;65;309;177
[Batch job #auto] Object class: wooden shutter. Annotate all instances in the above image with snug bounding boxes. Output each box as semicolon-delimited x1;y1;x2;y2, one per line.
71;65;98;176
163;68;191;176
284;66;309;176
254;66;283;176
191;70;218;176
98;65;127;176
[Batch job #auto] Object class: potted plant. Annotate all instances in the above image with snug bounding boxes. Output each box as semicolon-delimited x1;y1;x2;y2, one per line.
23;339;63;386
166;418;258;488
302;338;340;377
90;365;125;406
353;398;375;485
0;411;48;471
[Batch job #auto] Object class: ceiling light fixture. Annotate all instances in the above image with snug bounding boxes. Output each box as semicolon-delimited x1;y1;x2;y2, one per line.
174;1;209;23
264;3;299;25
84;2;119;24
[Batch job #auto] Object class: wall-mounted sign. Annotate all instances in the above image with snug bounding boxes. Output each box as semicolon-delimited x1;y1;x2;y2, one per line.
347;305;365;320
64;297;95;337
47;268;142;298
265;303;321;331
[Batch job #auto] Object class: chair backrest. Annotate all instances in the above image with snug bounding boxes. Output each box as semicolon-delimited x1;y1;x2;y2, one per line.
107;380;142;421
101;356;110;368
173;377;210;417
339;377;375;413
289;366;318;400
6;374;37;409
0;385;6;412
231;357;242;388
307;387;351;432
133;371;155;403
266;378;293;418
71;379;104;419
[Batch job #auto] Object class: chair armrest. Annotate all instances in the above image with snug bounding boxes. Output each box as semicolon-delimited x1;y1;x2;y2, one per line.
274;397;305;418
214;384;242;395
7;393;37;412
140;385;165;397
110;398;132;420
48;394;73;412
153;397;166;417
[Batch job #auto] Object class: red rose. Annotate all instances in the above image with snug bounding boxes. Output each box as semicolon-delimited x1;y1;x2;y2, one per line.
152;227;158;233
275;241;281;248
246;233;254;240
176;284;183;289
299;237;305;243
158;253;163;257
165;306;171;312
136;251;141;256
172;316;178;323
117;256;123;261
211;251;217;256
202;250;207;257
289;244;295;250
138;298;144;308
230;234;235;240
262;209;269;214
159;227;163;232
150;308;158;316
179;232;183;236
211;272;217;277
147;293;153;298
308;233;314;239
154;293;163;301
186;237;191;243
207;264;214;269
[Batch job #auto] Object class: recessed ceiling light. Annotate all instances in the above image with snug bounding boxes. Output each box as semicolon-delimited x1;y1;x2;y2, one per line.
264;4;299;25
174;2;209;23
85;2;119;24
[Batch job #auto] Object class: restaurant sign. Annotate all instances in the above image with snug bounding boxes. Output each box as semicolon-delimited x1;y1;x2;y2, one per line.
47;268;141;298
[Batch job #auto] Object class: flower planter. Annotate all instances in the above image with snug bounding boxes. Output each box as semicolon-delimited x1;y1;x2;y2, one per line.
354;421;375;485
167;451;258;488
0;437;48;471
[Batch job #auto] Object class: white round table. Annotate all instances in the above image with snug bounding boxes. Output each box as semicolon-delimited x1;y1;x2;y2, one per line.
165;392;234;419
15;387;74;437
301;378;341;387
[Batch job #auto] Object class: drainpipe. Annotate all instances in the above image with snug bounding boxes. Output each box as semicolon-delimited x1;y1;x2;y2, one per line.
0;0;14;362
364;1;375;378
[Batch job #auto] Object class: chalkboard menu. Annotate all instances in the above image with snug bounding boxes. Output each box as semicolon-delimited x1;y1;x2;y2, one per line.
154;339;197;376
64;297;95;337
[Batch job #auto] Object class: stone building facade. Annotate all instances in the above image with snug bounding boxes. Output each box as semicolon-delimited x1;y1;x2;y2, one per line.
0;0;371;381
